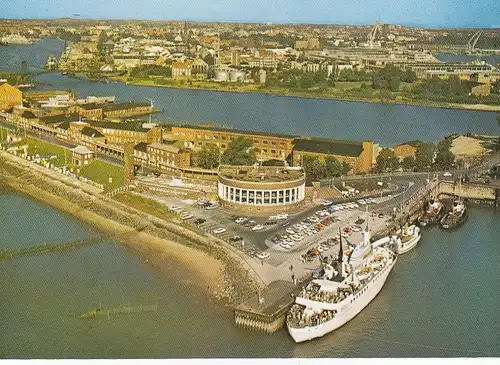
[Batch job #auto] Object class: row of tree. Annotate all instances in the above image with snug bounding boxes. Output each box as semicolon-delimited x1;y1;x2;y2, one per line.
375;138;457;173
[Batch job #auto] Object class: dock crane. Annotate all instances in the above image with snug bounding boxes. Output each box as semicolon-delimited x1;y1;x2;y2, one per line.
367;21;381;49
468;31;482;52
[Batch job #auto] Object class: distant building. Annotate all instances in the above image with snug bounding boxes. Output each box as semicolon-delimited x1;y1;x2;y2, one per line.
0;83;23;110
394;143;418;160
172;60;193;80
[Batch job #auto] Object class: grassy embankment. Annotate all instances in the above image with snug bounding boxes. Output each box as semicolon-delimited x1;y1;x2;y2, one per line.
106;75;500;111
113;192;174;220
1;129;123;192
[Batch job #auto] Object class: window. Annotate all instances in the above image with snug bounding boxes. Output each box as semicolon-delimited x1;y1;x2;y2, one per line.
271;141;276;146
263;140;268;144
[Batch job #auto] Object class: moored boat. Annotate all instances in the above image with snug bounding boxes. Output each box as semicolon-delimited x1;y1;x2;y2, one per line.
418;199;445;227
286;226;397;343
440;199;467;229
393;223;421;254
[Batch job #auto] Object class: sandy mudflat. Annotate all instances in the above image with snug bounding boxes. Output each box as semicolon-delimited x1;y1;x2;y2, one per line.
5;177;224;292
450;136;487;157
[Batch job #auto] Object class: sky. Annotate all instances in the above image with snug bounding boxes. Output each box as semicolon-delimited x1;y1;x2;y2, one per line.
2;0;499;28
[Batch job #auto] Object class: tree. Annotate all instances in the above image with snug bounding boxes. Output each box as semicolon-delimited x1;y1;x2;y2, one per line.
415;142;436;171
197;144;220;169
221;137;256;165
325;156;343;177
434;149;455;170
372;64;401;91
375;148;400;172
401;68;417;83
401;156;416;171
302;155;327;182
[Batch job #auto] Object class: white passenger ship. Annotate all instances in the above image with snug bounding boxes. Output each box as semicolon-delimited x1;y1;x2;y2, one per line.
286;227;397;343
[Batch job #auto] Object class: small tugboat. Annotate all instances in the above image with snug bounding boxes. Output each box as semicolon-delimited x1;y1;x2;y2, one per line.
393;222;421;254
440;198;467;229
418;198;445;227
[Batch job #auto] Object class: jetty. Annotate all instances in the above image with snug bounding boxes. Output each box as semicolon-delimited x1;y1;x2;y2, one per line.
79;303;158;320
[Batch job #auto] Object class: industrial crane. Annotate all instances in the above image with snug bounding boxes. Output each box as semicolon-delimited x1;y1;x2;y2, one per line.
367;21;381;49
468;31;482;52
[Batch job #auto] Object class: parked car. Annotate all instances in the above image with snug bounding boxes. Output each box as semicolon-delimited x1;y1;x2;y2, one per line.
193;218;206;225
257;252;270;260
280;242;291;249
204;204;217;210
169;205;182;212
276;213;289;220
234;217;247;223
443;172;453;177
357;199;367;205
229;235;243;242
252;224;264;231
322;200;333;206
212;227;227;234
180;213;194;220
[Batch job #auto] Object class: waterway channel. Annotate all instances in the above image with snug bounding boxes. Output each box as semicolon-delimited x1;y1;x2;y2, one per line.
1;39;499;358
1;39;499;146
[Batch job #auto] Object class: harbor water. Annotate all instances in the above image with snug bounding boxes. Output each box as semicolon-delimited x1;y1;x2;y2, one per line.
1;39;499;146
1;185;499;358
1;40;499;358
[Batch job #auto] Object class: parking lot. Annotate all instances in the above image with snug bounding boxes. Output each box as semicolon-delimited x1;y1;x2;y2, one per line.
141;192;392;268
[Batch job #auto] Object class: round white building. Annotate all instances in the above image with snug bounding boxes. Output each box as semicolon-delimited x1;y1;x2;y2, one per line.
217;165;305;214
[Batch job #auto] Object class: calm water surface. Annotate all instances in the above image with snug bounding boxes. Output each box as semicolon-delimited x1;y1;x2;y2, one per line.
0;39;498;146
1;185;499;358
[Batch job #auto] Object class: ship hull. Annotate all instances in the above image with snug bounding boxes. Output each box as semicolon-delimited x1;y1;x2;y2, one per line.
396;228;421;255
287;258;396;343
418;205;444;227
439;209;467;229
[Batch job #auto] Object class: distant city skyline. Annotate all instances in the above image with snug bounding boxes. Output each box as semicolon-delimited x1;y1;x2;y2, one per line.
2;0;500;28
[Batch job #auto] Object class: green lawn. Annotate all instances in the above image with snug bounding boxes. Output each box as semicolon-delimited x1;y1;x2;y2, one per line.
8;135;69;167
113;192;173;219
79;159;124;192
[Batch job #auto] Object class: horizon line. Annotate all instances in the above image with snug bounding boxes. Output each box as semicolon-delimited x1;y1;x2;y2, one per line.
1;16;498;30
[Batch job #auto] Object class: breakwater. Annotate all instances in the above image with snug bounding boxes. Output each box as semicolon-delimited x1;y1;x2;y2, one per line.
0;235;107;261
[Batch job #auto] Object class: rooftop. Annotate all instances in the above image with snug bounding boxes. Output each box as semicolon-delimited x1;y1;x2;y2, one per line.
147;142;182;154
219;165;304;183
293;137;365;157
134;142;148;153
175;124;297;140
70;145;94;155
102;101;150;112
81;126;104;138
90;120;151;132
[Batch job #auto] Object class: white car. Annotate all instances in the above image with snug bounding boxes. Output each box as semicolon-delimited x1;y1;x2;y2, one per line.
276;213;289;220
336;205;344;210
308;216;319;223
280;242;291;249
257;252;270;260
443;172;453;177
212;227;227;235
180;213;194;220
286;228;296;235
322;200;333;206
252;224;264;231
235;217;247;224
358;199;367;205
169;205;182;212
